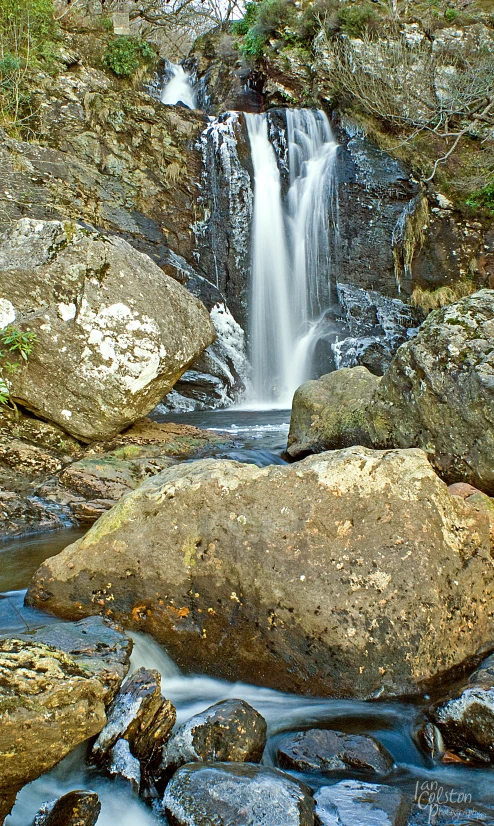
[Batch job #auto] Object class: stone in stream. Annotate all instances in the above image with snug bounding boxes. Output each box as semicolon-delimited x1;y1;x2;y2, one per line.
158;699;267;776
429;652;494;763
0;218;215;442
287;291;494;495
314;780;410;826
26;447;494;700
107;738;141;792
32;790;101;826
0;639;107;823
92;667;176;763
23;616;133;703
160;762;315;826
276;729;394;776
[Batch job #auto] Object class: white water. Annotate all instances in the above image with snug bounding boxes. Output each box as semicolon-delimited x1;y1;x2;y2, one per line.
160;63;196;109
246;110;339;407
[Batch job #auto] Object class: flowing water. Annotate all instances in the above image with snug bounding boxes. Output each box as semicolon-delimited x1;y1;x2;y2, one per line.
3;409;494;825
160;64;196;109
246;110;339;407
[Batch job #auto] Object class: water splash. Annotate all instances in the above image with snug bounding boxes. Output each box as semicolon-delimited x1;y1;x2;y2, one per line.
160;63;196;109
246;110;339;407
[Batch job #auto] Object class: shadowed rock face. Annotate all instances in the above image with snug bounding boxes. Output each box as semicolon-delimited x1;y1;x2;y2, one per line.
0;219;215;442
276;729;394;777
26;447;493;700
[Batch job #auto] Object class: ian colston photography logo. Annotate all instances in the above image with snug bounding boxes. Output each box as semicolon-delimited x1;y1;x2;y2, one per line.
414;780;473;823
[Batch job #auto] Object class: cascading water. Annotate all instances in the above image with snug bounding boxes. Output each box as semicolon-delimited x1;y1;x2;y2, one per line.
160;63;196;109
246;109;339;407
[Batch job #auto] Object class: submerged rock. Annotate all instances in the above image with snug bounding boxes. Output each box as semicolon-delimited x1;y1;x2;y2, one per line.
160;762;315;826
159;699;267;775
287;367;379;457
0;219;215;442
276;729;394;776
26;447;493;700
107;738;141;792
314;780;410;826
32;790;100;826
0;639;107;821
92;667;175;764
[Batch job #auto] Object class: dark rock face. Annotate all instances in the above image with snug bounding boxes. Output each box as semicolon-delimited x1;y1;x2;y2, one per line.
26;449;493;700
315;780;410;826
92;667;176;763
32;791;101;826
159;699;267;775
160;762;315;826
276;729;394;776
430;653;494;763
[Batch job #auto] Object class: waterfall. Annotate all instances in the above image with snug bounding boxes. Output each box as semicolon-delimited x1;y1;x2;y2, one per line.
161;63;196;109
246;109;339;407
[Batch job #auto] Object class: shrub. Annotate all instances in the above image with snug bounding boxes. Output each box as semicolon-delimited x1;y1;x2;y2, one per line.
102;36;156;78
0;0;59;129
0;325;37;405
466;181;494;215
338;3;377;37
234;0;297;58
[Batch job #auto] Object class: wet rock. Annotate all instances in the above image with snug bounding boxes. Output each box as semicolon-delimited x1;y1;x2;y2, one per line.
108;738;141;792
32;790;100;826
276;729;394;776
412;718;445;762
92;667;175;763
287;367;379;458
0;488;71;539
24;617;132;703
314;780;410;826
429;653;494;763
0;218;215;442
26;447;494;700
0;639;107;821
160;762;315;826
159;699;267;775
408;800;494;826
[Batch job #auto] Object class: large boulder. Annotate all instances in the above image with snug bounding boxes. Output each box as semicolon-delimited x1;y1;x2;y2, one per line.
288;291;494;494
276;729;394;776
0;219;215;442
27;447;494;700
287;367;379;457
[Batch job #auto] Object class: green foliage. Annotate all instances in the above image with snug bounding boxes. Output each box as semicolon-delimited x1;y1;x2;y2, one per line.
234;0;296;58
466;181;494;215
0;0;59;130
338;3;377;37
100;15;114;32
0;326;37;405
444;7;458;21
102;36;156;78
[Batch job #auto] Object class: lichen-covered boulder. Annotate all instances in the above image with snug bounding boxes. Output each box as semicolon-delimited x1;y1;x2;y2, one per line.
287;367;379;458
32;791;101;826
0;640;107;822
0;219;215;442
160;762;315;826
368;290;494;493
288;291;494;495
27;447;494;700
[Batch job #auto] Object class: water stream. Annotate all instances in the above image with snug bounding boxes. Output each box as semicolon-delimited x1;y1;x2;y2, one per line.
3;410;494;824
161;64;196;109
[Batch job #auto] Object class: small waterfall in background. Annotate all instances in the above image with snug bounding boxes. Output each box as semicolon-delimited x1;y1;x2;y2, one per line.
246;109;339;407
161;63;196;109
